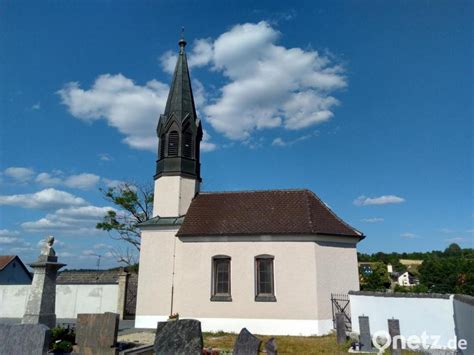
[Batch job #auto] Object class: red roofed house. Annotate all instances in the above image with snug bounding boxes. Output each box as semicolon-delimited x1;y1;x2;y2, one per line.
135;37;364;335
0;255;32;285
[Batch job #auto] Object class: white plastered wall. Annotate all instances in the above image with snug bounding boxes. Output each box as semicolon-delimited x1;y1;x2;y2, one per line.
135;229;360;335
153;176;199;217
0;284;119;319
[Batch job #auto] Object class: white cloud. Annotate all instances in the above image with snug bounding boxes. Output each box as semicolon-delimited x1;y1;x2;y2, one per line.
32;102;41;110
200;21;346;140
0;230;22;245
21;205;115;234
354;195;405;206
63;173;100;189
60;22;342;152
272;131;318;147
201;130;217;152
4;167;35;182
36;172;101;190
102;178;126;188
35;172;63;186
401;232;419;239
0;236;20;244
361;218;385;223
98;153;113;161
0;188;87;210
58;74;169;151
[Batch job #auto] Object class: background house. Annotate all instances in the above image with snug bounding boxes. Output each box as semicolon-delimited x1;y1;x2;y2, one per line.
0;255;32;285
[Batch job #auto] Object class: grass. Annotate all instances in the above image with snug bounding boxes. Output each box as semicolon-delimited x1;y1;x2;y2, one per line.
203;332;423;354
203;332;351;354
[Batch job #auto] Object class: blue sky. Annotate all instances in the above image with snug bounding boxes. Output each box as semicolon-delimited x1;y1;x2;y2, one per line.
0;0;472;269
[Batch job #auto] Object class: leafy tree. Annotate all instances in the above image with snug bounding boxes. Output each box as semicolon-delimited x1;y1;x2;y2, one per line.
360;262;390;291
444;243;462;257
96;183;153;265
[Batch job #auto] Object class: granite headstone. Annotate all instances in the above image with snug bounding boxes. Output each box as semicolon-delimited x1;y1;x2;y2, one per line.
359;316;372;352
76;312;119;355
265;337;278;355
388;318;402;355
153;319;203;355
233;328;262;355
0;323;51;355
335;312;346;344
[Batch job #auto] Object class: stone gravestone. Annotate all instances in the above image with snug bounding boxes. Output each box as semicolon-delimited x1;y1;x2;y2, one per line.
233;328;262;355
388;318;402;355
359;316;372;352
22;236;66;329
76;312;120;355
335;312;346;344
265;337;278;355
0;323;51;355
154;319;203;355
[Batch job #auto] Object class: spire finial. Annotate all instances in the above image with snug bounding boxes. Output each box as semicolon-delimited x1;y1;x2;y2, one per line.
178;27;186;52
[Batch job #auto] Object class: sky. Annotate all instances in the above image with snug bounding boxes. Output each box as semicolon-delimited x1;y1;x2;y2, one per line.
0;0;472;269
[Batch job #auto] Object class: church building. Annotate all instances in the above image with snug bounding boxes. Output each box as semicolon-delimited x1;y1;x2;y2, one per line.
135;36;364;336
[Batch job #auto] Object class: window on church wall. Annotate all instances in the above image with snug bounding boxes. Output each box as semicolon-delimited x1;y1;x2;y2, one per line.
255;255;276;302
183;132;193;158
211;256;231;301
168;131;179;157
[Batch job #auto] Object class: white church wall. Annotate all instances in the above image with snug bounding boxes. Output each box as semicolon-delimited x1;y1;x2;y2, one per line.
153;176;199;217
135;230;361;335
314;241;360;321
136;227;179;318
0;284;119;319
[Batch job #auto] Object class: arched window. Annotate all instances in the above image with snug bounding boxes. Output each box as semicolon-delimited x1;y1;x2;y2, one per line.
159;134;166;159
211;255;232;301
168;131;179;157
182;132;193;158
255;254;276;302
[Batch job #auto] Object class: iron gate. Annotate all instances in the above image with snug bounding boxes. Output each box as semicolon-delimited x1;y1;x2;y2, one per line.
331;293;351;331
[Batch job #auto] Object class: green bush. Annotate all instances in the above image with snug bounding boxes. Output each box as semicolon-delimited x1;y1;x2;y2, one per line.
49;325;75;353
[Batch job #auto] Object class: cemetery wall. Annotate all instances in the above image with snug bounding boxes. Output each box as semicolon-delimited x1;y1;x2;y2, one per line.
0;284;119;319
349;291;467;350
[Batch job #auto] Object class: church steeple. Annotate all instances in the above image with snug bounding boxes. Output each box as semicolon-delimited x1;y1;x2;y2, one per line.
155;33;203;181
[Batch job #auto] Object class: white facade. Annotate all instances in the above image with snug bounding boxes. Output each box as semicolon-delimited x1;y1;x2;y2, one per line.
153;176;199;217
398;271;415;286
136;228;360;335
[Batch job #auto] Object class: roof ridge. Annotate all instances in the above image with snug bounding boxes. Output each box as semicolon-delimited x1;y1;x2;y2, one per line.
306;190;364;237
199;188;310;195
0;255;16;271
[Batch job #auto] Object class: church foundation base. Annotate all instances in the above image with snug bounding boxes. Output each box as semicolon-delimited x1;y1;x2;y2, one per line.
135;315;333;336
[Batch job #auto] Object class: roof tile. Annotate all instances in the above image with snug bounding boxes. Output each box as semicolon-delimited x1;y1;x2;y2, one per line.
176;189;363;238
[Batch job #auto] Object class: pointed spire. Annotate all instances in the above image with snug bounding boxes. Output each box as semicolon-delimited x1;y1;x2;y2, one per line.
163;29;196;123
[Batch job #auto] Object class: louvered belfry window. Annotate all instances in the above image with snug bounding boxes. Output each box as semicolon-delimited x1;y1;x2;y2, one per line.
168;131;179;156
183;132;193;158
160;135;166;159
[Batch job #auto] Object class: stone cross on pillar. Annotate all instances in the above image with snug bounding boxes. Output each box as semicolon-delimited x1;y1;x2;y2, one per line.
22;236;66;329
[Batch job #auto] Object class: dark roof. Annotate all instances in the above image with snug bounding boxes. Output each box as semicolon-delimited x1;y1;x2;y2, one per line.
0;255;16;270
56;269;125;284
163;36;197;122
176;189;363;239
